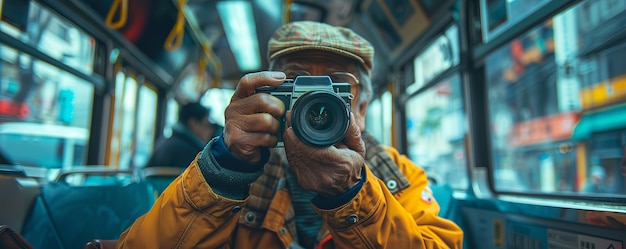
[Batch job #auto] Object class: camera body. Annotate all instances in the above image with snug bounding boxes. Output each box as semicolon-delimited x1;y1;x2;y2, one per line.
256;76;352;147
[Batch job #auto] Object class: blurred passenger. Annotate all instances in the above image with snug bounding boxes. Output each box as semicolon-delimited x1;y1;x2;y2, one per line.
145;102;217;168
119;21;462;248
583;165;608;193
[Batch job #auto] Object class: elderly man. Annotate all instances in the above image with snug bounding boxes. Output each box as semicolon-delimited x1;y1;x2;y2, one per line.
118;21;463;248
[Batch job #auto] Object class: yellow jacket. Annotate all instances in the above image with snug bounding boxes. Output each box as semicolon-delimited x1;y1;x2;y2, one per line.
118;138;463;248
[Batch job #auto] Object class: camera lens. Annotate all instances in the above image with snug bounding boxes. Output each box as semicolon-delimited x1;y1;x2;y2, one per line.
291;91;350;147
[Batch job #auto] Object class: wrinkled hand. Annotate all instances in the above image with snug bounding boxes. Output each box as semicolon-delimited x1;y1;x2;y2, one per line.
284;113;366;197
223;71;286;164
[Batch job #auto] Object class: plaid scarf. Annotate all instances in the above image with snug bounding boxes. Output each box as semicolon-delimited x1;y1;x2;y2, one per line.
238;131;410;247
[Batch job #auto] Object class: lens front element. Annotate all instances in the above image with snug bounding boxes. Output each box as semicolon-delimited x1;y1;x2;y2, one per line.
306;103;333;131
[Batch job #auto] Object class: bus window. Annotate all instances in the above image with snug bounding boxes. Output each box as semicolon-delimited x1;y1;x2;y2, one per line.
366;91;392;146
133;84;158;168
163;98;179;138
406;74;468;189
108;71;138;169
405;24;467;189
0;45;93;169
485;0;626;196
0;1;96;75
201;88;235;127
479;0;549;42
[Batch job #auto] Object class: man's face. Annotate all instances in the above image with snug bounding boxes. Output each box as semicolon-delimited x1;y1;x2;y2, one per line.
271;51;369;131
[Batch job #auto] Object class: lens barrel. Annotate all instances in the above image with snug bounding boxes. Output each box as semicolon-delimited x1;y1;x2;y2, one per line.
291;91;350;147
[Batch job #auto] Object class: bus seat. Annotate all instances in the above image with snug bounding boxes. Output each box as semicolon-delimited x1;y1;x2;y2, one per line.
430;183;455;219
0;175;40;233
21;181;154;249
84;239;118;249
0;225;34;249
0;166;26;177
140;167;184;198
55;167;135;187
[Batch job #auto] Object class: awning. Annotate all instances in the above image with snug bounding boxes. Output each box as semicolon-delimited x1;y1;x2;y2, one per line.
571;104;626;141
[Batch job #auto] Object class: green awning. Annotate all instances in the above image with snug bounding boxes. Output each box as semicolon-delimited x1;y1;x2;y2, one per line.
571;104;626;141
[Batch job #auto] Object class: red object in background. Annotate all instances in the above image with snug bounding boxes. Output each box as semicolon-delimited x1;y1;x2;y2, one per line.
510;39;525;75
119;0;151;43
509;112;580;147
0;99;30;119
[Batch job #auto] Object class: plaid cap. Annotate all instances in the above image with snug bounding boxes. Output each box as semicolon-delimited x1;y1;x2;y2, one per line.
268;21;374;73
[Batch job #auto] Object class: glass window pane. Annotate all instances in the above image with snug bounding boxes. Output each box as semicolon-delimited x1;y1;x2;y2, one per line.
108;73;137;169
406;75;468;189
118;76;138;169
201;88;235;127
485;1;626;196
366;91;392;146
408;25;460;95
133;85;157;168
163;98;179;138
0;44;93;169
0;1;96;74
108;71;125;167
480;0;550;42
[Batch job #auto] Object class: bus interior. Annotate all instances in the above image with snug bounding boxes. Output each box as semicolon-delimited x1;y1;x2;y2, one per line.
0;0;625;248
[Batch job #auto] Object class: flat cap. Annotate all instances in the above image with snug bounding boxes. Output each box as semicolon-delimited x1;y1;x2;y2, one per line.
268;21;374;73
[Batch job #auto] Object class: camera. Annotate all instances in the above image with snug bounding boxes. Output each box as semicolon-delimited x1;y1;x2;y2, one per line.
256;76;353;147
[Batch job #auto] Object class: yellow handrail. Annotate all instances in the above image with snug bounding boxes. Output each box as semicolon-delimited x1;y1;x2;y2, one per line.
196;42;223;89
164;0;187;51
196;55;208;89
283;0;292;24
105;0;128;29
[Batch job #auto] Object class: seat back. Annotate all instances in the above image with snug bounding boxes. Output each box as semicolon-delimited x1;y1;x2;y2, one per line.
430;183;455;219
0;168;40;233
0;225;34;249
22;180;154;249
140;167;184;198
83;239;118;249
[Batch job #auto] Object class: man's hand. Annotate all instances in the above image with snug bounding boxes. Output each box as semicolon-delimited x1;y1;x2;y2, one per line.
284;113;365;197
223;71;286;164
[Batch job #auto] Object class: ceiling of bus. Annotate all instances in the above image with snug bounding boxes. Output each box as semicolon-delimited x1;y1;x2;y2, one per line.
185;0;363;83
80;0;453;95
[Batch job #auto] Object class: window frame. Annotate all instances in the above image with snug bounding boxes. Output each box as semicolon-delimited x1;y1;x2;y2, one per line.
399;23;470;189
473;0;626;202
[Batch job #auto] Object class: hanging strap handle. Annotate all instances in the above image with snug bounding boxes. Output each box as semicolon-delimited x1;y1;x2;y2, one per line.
196;42;223;88
283;0;292;24
105;0;128;29
164;0;187;51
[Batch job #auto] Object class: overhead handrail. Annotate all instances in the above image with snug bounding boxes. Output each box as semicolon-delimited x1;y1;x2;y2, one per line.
105;0;128;30
196;55;208;89
283;0;292;24
164;0;187;51
198;42;223;88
